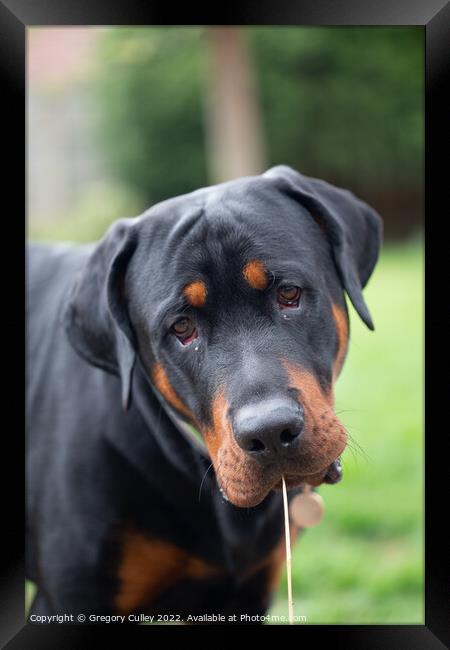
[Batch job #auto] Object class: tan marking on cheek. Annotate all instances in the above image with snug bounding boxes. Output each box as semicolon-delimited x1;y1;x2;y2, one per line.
331;303;349;381
183;280;207;308
152;362;193;421
242;259;268;290
283;361;347;467
201;391;230;463
115;529;221;613
283;361;333;409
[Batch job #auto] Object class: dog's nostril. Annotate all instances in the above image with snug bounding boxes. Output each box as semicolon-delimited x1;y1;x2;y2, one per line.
249;438;266;452
280;428;299;446
233;400;304;458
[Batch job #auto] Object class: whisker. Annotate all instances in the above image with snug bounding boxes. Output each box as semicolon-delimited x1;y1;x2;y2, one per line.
347;432;372;463
198;462;213;502
344;441;359;463
341;428;372;465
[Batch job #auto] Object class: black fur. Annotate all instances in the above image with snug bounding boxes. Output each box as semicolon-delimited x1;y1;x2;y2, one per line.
26;166;382;620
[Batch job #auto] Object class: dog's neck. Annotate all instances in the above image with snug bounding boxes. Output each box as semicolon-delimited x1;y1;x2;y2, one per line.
152;389;210;459
132;358;209;476
129;359;286;571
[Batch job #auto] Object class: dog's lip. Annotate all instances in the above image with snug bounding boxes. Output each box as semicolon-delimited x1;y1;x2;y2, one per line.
272;457;343;490
323;457;343;484
217;458;344;507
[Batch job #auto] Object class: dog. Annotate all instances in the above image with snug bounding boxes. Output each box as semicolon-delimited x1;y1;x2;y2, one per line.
26;165;382;621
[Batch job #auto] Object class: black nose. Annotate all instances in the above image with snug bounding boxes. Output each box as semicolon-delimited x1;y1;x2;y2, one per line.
233;399;304;461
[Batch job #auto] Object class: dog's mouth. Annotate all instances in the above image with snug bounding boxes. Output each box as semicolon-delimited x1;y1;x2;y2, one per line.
203;385;348;508
323;457;343;483
276;457;343;490
217;454;344;507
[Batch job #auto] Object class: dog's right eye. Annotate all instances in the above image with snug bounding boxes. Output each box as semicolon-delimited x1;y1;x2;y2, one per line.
171;318;197;345
277;285;302;308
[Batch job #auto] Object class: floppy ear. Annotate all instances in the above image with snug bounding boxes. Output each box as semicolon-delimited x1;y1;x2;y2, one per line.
64;219;138;410
263;165;383;330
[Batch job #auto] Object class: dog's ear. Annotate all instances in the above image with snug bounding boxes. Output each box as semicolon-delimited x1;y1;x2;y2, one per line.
263;165;383;330
64;219;138;410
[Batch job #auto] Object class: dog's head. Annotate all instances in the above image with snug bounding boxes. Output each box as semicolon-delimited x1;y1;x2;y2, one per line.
65;165;382;507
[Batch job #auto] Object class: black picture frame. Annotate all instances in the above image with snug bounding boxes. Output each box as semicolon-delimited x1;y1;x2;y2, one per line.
2;0;448;646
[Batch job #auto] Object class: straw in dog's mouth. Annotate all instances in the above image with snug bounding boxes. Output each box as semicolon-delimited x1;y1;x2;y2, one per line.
281;473;330;624
281;476;294;625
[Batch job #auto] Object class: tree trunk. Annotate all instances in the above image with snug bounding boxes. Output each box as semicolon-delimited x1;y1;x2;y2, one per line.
203;27;267;184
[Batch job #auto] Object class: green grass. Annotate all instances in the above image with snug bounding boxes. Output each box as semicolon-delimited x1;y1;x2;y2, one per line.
26;230;423;624
270;235;424;623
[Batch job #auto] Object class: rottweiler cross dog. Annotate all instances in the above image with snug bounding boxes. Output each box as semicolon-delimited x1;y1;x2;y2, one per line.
26;165;382;621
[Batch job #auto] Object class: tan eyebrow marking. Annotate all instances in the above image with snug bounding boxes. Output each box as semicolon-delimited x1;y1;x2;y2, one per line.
242;260;268;290
183;280;207;308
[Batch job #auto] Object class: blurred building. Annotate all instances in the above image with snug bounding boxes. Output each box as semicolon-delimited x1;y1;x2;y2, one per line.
27;29;106;222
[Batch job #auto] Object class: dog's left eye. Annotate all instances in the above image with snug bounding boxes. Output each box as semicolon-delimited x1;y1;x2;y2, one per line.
277;285;302;308
171;317;198;345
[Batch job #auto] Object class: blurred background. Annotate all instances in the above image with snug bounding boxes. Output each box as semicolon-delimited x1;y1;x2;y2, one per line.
27;26;424;624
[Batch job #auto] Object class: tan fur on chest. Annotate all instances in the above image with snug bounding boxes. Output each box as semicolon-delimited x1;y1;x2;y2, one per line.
115;528;222;613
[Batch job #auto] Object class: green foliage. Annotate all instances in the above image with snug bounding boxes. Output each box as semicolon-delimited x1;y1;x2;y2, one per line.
249;27;424;190
92;27;423;206
93;28;208;207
